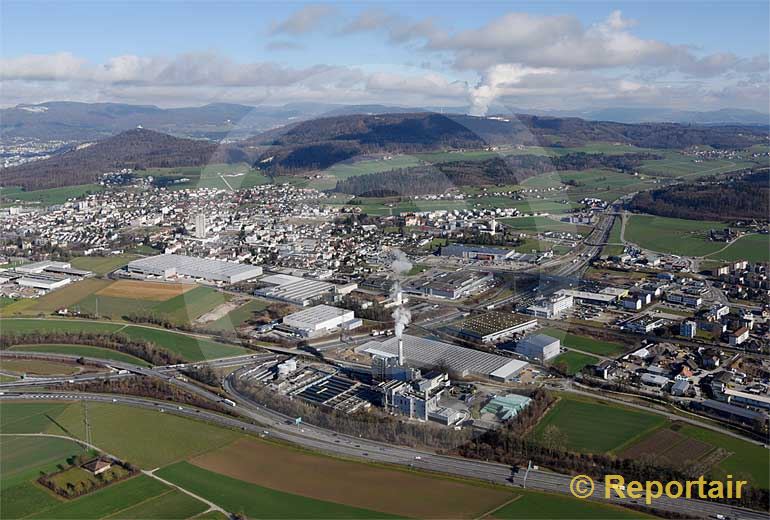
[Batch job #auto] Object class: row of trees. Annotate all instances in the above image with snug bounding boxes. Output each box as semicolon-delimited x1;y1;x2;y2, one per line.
0;331;185;366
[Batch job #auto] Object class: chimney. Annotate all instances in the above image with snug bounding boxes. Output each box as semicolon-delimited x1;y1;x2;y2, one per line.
398;337;404;366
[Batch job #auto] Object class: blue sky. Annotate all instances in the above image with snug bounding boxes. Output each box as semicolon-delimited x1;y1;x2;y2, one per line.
1;1;768;112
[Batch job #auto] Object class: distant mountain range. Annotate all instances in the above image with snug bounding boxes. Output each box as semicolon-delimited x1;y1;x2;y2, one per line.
0;128;246;190
4;110;767;192
2;101;767;142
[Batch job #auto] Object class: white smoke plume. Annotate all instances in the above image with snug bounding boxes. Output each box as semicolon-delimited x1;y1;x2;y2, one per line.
389;248;413;338
392;304;412;339
390;248;413;275
469;64;557;116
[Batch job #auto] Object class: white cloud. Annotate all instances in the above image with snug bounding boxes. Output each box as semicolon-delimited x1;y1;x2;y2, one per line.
269;5;337;35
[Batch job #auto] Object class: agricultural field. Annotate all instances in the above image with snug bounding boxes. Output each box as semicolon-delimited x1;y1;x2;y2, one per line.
69;254;140;275
491;491;647;519
550;351;599;375
537;327;625;356
521;168;653;195
625;215;725;256
152;286;229;323
14;278;112;314
675;424;770;489
531;395;666;453
0;318;249;361
1;401;241;469
707;234;770;263
618;426;715;467
95;280;195;301
140;163;269;191
499;216;592;235
637;150;757;179
323;155;423;179
341;196;581;216
158;462;397;519
0;436;86;519
1;358;83;376
1;184;104;205
188;437;515;519
205;298;270;332
119;325;249;361
601;215;625;257
8;344;151;366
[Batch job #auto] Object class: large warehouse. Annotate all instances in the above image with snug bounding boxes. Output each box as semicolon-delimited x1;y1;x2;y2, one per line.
456;312;537;343
282;304;361;338
516;334;561;361
357;334;528;382
127;254;262;284
256;274;336;307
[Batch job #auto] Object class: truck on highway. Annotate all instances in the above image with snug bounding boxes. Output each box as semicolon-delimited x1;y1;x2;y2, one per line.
222;398;237;407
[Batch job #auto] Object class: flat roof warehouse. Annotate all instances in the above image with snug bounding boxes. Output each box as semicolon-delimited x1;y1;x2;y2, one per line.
127;254;262;284
357;334;528;382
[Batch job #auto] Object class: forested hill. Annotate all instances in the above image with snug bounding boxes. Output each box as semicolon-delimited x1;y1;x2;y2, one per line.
628;170;770;221
252;112;768;174
334;152;659;197
0;129;248;190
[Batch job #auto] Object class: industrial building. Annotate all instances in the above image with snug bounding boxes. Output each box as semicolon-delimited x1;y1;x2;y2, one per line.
440;244;515;261
556;289;617;306
282;304;361;338
526;293;574;318
1;260;93;293
127;254;262;284
256;273;340;307
481;393;532;420
516;334;561;361
357;334;528;382
403;270;493;300
16;260;93;278
376;371;450;421
456;312;537;343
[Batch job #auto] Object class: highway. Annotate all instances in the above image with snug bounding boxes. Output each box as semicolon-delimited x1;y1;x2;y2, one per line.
3;386;766;520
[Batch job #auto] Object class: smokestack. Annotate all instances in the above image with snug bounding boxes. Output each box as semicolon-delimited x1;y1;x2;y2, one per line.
398;337;404;366
395;289;403;306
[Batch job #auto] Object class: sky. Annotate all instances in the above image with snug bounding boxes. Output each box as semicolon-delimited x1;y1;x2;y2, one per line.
1;1;768;113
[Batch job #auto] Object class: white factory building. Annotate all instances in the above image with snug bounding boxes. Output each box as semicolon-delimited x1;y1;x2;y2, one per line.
282;304;361;338
127;254;262;284
357;334;528;382
526;293;574;318
257;273;357;307
516;334;561;361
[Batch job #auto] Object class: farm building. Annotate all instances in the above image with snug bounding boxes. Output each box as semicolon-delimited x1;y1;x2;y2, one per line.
456;312;537;343
282;304;361;338
127;254;262;284
357;334;528;382
516;334;560;361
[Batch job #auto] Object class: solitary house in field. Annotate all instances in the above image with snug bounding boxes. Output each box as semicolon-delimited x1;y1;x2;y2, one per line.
82;458;112;475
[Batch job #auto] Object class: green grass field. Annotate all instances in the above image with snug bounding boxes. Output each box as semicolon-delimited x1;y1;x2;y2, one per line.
7;344;151;366
538;327;625;356
531;396;666;453
677;425;769;489
499;216;592;235
108;488;208;519
637;150;757;179
493;491;646;519
140;163;269;191
1;184;104;205
323;155;422;179
120;325;249;361
69;254;140;275
340;196;582;216
205;298;270;332
602;215;625;257
0;319;250;361
707;234;770;263
551;351;599;375
156;462;397;519
74;294;160;319
1;401;240;469
625;215;725;256
152;286;229;323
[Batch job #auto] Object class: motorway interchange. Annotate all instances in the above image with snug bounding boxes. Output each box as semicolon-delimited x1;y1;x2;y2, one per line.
1;350;767;520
